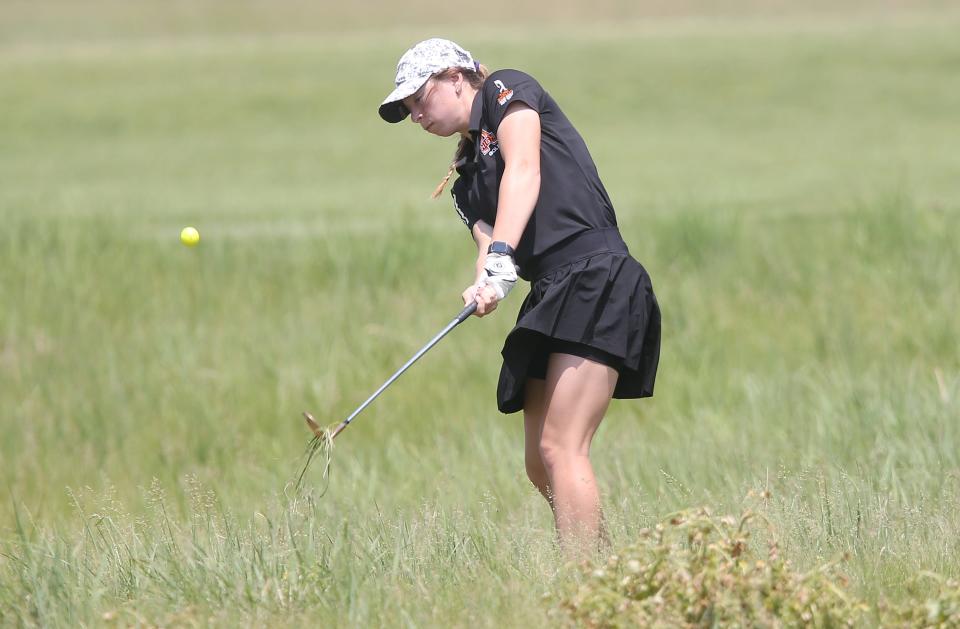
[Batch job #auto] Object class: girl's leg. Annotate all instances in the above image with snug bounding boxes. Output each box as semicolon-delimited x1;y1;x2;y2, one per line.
522;377;553;506
538;353;618;551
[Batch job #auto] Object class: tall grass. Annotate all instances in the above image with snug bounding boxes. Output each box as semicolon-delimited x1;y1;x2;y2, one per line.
2;3;959;626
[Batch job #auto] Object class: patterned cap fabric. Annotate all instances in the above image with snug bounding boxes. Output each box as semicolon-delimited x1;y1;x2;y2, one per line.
379;38;476;123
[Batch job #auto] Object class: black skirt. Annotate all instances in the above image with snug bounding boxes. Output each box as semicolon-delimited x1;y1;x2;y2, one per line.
497;252;661;413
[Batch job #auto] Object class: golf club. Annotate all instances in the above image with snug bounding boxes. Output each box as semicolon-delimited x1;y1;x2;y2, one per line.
300;301;478;473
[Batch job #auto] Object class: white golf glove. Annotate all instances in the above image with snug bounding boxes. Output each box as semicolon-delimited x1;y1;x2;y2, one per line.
480;252;519;301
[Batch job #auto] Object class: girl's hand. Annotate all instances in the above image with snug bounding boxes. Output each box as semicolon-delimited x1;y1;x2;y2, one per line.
462;282;499;317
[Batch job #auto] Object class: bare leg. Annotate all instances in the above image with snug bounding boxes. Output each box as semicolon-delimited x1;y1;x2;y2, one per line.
523;377;553;507
538;353;617;553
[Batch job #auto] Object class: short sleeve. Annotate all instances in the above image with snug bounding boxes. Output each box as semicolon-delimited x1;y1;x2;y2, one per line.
451;176;479;232
482;69;545;132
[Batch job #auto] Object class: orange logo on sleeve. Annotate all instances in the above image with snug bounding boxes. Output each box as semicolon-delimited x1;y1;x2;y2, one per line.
494;79;513;106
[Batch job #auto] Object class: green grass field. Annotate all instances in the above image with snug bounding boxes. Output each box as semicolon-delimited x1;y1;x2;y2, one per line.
2;2;959;626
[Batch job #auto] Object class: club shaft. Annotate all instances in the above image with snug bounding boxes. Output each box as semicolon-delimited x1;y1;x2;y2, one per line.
339;302;477;430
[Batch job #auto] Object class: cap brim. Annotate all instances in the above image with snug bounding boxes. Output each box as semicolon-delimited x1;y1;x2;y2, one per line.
378;100;409;123
378;79;426;123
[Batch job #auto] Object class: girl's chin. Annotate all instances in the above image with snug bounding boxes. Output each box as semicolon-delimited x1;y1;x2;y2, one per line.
426;124;454;138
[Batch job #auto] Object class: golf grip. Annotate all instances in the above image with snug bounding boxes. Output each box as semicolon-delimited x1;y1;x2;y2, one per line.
456;301;479;322
337;301;478;432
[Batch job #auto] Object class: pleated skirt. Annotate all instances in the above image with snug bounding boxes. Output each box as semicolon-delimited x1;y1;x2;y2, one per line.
496;252;661;413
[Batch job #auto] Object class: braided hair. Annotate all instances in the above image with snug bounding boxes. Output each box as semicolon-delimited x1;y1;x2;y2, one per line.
430;64;490;199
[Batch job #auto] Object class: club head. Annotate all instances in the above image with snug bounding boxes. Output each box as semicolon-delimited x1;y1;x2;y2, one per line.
303;411;324;438
304;411;348;442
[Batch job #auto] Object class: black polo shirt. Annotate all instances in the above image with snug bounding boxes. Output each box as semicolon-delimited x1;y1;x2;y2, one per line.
451;69;619;279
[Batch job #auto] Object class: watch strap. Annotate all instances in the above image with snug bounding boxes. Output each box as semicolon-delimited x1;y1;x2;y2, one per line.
487;241;516;257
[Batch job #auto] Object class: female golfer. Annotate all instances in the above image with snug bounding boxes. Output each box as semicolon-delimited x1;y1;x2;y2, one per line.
379;39;660;551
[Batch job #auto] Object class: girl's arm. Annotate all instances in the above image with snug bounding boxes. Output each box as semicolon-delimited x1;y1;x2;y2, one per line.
471;219;494;283
465;101;542;316
462;219;495;315
490;102;542;248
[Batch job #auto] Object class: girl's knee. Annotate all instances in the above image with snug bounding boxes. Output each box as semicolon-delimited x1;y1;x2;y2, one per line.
539;440;569;471
525;451;549;486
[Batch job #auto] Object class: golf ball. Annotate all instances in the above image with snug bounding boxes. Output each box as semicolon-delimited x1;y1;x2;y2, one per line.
180;226;200;247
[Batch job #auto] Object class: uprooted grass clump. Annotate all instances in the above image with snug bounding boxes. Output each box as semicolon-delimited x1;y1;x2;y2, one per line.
551;507;868;628
295;413;338;495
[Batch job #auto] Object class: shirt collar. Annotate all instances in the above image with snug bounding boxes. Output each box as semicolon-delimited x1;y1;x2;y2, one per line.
467;89;483;134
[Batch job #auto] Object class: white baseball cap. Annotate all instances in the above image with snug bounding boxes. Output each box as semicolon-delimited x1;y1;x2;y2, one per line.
379;38;477;123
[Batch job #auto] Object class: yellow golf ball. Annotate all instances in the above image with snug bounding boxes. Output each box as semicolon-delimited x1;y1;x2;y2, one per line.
180;226;200;247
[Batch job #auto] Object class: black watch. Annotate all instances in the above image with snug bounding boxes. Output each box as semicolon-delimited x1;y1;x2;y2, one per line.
487;241;516;257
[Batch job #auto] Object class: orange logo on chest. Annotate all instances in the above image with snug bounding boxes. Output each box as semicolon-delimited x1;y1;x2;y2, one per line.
480;129;499;156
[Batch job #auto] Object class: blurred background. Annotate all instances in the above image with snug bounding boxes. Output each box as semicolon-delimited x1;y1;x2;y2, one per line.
1;1;958;626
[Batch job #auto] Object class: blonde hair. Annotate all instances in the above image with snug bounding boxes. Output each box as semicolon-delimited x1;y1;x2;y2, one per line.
431;64;490;199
